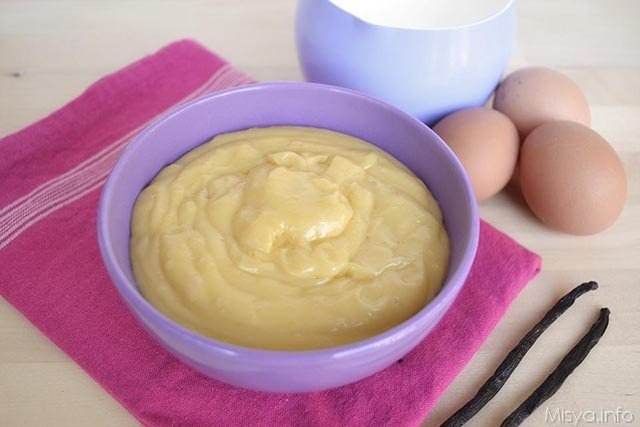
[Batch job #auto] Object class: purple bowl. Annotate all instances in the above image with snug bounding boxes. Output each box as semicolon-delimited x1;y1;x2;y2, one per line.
97;82;479;393
296;0;516;125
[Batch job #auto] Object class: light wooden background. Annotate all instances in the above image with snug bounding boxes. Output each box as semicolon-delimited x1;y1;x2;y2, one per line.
1;1;639;426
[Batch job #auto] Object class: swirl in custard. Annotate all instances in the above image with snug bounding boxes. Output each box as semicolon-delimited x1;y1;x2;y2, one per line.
131;126;449;350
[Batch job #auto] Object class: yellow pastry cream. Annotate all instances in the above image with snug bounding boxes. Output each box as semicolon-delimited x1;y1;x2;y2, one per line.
131;126;449;350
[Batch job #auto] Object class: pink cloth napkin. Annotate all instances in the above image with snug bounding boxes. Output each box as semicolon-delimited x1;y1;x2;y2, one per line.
0;40;541;427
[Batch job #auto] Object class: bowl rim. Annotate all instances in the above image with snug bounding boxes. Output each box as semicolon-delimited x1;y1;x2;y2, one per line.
318;0;515;32
98;81;479;364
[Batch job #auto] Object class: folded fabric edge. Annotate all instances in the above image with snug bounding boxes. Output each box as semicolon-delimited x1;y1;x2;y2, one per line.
0;39;219;146
0;39;226;209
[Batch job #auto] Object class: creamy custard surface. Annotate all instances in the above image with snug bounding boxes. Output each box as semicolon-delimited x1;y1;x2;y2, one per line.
130;126;449;350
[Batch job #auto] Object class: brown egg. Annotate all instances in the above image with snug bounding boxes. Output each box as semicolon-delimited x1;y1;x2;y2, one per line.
433;108;519;201
520;121;626;235
493;67;591;137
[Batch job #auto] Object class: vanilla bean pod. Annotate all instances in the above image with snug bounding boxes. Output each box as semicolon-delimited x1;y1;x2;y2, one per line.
441;281;598;427
501;307;610;427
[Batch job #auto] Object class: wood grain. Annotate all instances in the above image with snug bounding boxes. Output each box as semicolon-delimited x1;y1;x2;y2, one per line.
1;1;639;425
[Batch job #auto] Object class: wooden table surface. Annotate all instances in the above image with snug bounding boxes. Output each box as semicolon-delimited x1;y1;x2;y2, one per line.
1;1;639;425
